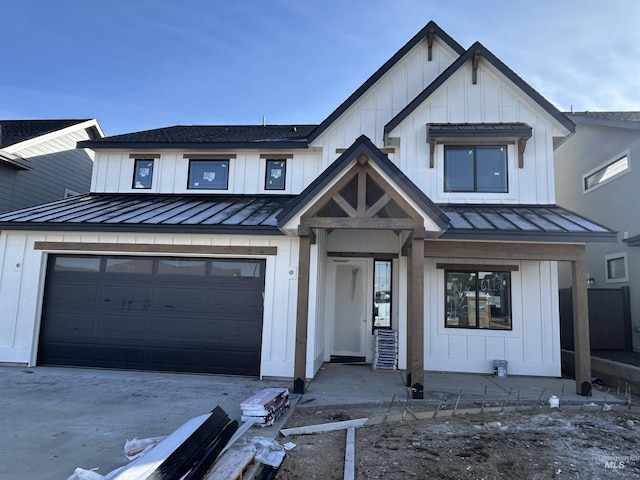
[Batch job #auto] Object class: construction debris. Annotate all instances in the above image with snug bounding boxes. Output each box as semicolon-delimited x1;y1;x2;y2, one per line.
280;418;368;437
240;388;289;427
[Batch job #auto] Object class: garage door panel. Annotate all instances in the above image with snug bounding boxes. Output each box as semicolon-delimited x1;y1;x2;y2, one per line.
39;255;265;376
97;314;150;337
101;286;153;310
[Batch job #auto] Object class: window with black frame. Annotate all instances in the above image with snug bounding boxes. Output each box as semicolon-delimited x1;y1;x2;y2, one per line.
188;159;229;190
265;159;286;190
444;146;508;193
445;270;512;330
133;159;154;189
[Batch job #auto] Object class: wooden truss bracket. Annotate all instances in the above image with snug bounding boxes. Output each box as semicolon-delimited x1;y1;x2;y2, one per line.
427;29;435;61
472;51;481;85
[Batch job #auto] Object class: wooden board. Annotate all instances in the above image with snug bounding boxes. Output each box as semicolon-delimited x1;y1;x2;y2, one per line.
204;445;256;480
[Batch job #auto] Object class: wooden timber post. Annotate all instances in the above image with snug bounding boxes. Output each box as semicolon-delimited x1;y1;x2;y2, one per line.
293;232;311;394
408;230;425;399
571;250;592;396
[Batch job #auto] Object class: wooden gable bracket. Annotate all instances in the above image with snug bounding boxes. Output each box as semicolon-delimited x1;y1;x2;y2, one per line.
429;138;437;168
472;51;481;85
518;137;527;168
427;28;435;61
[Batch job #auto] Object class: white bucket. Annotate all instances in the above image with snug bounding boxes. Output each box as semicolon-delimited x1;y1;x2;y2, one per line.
549;395;559;408
493;360;508;377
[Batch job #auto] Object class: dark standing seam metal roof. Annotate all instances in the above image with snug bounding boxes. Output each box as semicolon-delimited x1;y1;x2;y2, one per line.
0;194;296;235
306;21;466;143
0;194;616;242
0;119;91;148
384;42;576;136
77;125;317;150
427;123;533;138
439;205;616;242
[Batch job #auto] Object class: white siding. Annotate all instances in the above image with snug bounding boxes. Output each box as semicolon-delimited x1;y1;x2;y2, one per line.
424;258;561;376
390;60;559;204
311;37;459;170
91;151;324;195
0;231;300;379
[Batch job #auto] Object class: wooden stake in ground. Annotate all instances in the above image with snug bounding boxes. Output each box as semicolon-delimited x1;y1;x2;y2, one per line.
344;427;355;480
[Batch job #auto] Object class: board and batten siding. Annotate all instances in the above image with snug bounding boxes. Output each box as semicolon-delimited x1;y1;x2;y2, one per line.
310;36;459;170
424;258;561;377
0;231;299;379
91;151;323;195
388;60;557;204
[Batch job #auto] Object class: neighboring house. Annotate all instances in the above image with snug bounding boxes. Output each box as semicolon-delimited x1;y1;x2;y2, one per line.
0;22;615;397
555;111;640;353
0;119;103;212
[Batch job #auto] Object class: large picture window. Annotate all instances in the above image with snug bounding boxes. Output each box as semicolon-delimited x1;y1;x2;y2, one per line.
444;146;508;193
188;160;229;190
445;270;512;330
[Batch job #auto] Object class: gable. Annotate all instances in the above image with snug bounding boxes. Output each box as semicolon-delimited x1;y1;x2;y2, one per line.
308;21;465;149
384;42;574;139
278;135;449;235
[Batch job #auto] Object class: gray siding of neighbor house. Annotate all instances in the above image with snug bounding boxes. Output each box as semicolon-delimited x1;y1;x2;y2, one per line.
0;164;18;212
555;121;640;351
0;130;94;213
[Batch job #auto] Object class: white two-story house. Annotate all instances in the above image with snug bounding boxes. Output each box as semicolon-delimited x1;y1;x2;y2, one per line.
0;22;614;397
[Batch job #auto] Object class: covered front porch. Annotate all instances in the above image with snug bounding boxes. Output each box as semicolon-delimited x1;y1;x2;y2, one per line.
276;136;615;398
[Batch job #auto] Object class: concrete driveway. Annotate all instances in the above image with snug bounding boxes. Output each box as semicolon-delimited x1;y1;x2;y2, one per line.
0;366;290;479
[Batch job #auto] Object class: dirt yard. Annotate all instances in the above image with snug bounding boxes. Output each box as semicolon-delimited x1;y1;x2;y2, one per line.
276;403;640;479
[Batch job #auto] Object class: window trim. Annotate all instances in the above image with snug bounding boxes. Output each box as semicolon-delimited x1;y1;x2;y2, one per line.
444;269;513;331
583;150;631;194
605;252;628;283
444;145;509;193
187;159;230;190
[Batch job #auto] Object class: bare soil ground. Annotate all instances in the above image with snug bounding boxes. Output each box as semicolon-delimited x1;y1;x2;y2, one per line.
276;404;640;479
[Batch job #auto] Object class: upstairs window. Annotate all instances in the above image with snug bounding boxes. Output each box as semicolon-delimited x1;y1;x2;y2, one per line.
605;253;628;283
133;159;154;189
444;146;508;193
583;153;630;193
265;159;286;190
188;159;229;190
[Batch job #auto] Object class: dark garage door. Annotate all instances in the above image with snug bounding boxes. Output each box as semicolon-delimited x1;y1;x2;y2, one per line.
38;255;265;375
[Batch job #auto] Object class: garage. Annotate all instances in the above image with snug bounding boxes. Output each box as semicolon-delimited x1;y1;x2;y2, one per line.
38;254;266;376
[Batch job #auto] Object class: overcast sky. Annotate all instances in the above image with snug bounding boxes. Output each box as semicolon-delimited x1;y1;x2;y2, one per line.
1;0;638;136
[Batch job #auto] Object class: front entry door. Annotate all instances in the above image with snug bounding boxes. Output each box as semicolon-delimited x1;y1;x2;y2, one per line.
331;259;370;359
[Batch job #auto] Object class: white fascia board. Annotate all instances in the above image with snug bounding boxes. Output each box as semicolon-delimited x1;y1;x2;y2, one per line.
3;119;104;154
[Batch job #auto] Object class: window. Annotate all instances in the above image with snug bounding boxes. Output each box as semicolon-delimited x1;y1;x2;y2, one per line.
265;159;286;190
444;146;508;193
445;270;512;330
605;253;628;283
373;260;392;330
188;160;229;190
105;257;153;274
133;159;154;189
54;256;100;272
158;258;206;275
583;153;630;193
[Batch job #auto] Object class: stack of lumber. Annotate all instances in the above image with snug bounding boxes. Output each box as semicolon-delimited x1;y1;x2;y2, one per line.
373;329;398;370
240;388;289;427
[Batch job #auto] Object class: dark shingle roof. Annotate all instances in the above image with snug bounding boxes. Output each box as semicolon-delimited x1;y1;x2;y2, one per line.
78;125;317;150
0;193;295;235
565;111;640;129
0;119;91;148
